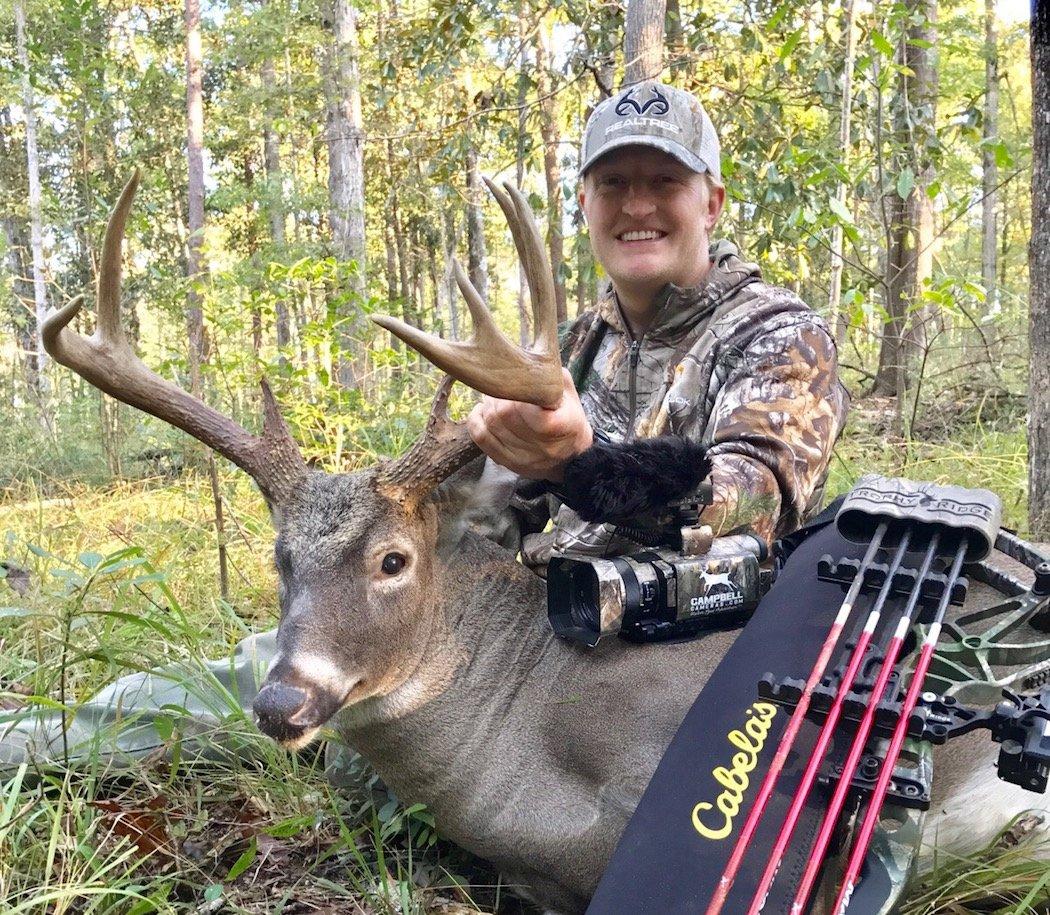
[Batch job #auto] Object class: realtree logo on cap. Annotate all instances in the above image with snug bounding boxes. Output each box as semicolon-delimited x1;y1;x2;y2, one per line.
614;86;670;117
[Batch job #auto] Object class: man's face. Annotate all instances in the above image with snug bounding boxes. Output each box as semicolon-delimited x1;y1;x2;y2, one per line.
579;146;725;296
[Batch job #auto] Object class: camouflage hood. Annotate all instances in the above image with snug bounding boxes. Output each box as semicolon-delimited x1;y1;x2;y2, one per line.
591;240;762;346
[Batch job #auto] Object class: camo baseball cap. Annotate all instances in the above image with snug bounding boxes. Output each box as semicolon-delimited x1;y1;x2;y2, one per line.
580;80;721;183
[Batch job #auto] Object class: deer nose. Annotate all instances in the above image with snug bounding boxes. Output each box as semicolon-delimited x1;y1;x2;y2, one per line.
253;682;310;738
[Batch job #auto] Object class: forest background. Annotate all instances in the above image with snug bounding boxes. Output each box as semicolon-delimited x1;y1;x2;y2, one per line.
0;0;1047;911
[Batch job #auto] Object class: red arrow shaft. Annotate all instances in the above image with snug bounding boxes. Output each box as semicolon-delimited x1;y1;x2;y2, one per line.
702;523;888;915
831;541;967;914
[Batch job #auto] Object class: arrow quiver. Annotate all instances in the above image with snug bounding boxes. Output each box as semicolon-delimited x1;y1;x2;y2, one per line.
763;530;1050;807
759;476;1050;912
587;475;1050;915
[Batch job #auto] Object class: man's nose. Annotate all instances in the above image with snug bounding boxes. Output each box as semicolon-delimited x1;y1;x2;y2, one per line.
621;184;656;218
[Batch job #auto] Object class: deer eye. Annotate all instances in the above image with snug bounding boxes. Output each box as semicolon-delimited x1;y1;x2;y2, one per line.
381;553;406;576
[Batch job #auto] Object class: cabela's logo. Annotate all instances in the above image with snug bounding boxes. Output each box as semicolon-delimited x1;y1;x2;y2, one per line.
691;701;777;840
615;86;670;117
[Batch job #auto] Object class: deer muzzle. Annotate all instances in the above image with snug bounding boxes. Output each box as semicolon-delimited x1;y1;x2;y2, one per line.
253;663;355;747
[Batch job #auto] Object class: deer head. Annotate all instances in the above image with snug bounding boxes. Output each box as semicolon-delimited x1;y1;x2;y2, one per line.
42;171;563;749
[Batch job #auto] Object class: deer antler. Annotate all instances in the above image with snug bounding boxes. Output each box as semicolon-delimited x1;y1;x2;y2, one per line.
372;180;562;408
373;180;564;508
42;171;308;507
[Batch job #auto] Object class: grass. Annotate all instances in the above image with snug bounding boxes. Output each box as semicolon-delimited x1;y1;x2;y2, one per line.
0;388;1045;913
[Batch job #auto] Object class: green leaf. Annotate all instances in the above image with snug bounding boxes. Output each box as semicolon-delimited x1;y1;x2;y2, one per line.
225;837;258;882
265;815;313;838
871;31;894;57
994;141;1014;169
828;196;853;224
778;27;804;62
765;1;791;31
78;552;104;570
0;607;40;619
896;169;915;199
153;715;174;742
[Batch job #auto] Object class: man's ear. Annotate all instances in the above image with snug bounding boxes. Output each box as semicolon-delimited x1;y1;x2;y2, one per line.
578;185;587;220
706;182;726;230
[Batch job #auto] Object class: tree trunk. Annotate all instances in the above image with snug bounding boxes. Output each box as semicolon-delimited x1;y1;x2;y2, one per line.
243;154;263;356
261;16;291;352
2;212;37;393
830;0;858;347
516;1;530;346
185;0;228;599
665;0;684;78
185;0;206;396
1029;0;1050;537
321;0;366;387
440;204;460;341
388;144;413;329
535;20;567;324
14;0;49;395
465;140;490;306
872;0;938;410
982;0;999;323
623;0;666;86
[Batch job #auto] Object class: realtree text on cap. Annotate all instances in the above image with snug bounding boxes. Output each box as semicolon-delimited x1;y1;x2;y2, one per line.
580;80;722;183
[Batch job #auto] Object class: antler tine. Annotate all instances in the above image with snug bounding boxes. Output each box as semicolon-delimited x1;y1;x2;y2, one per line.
376;374;481;510
481;178;558;358
97;168;138;341
42;172;308;508
371;177;563;413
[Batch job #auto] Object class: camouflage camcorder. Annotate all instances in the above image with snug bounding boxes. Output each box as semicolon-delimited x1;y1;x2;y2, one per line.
547;534;772;647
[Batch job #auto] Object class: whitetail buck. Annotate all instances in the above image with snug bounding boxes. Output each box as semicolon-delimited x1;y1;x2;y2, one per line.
44;173;1050;914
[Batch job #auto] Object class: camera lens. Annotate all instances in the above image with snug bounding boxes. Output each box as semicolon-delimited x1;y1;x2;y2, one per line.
568;565;602;632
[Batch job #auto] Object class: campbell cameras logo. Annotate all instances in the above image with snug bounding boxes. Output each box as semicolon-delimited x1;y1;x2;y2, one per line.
691;701;777;840
689;572;745;615
615;86;670;117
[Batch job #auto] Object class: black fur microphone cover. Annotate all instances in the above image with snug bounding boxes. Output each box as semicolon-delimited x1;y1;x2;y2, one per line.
559;436;711;524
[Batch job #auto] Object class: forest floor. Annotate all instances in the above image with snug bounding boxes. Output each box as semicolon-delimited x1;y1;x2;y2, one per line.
0;396;1048;914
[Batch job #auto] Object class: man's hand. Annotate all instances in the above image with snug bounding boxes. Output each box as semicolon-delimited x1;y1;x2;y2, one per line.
466;369;593;482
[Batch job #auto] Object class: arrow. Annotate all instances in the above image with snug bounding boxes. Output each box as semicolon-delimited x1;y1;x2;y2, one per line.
702;521;889;915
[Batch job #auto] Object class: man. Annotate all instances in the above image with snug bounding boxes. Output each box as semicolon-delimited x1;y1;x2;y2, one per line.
468;79;847;567
0;80;847;772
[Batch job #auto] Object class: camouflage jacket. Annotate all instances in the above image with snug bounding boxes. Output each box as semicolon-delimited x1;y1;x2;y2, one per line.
510;240;849;567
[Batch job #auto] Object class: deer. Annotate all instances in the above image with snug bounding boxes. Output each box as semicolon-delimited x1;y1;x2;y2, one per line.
43;172;1050;915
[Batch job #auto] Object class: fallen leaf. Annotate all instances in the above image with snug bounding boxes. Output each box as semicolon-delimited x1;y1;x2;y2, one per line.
91;797;175;859
0;562;31;597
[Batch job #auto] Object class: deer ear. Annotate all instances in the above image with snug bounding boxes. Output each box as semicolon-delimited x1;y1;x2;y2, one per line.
430;456;523;559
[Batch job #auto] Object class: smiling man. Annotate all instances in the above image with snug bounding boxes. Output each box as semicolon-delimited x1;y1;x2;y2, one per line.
468;80;849;562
